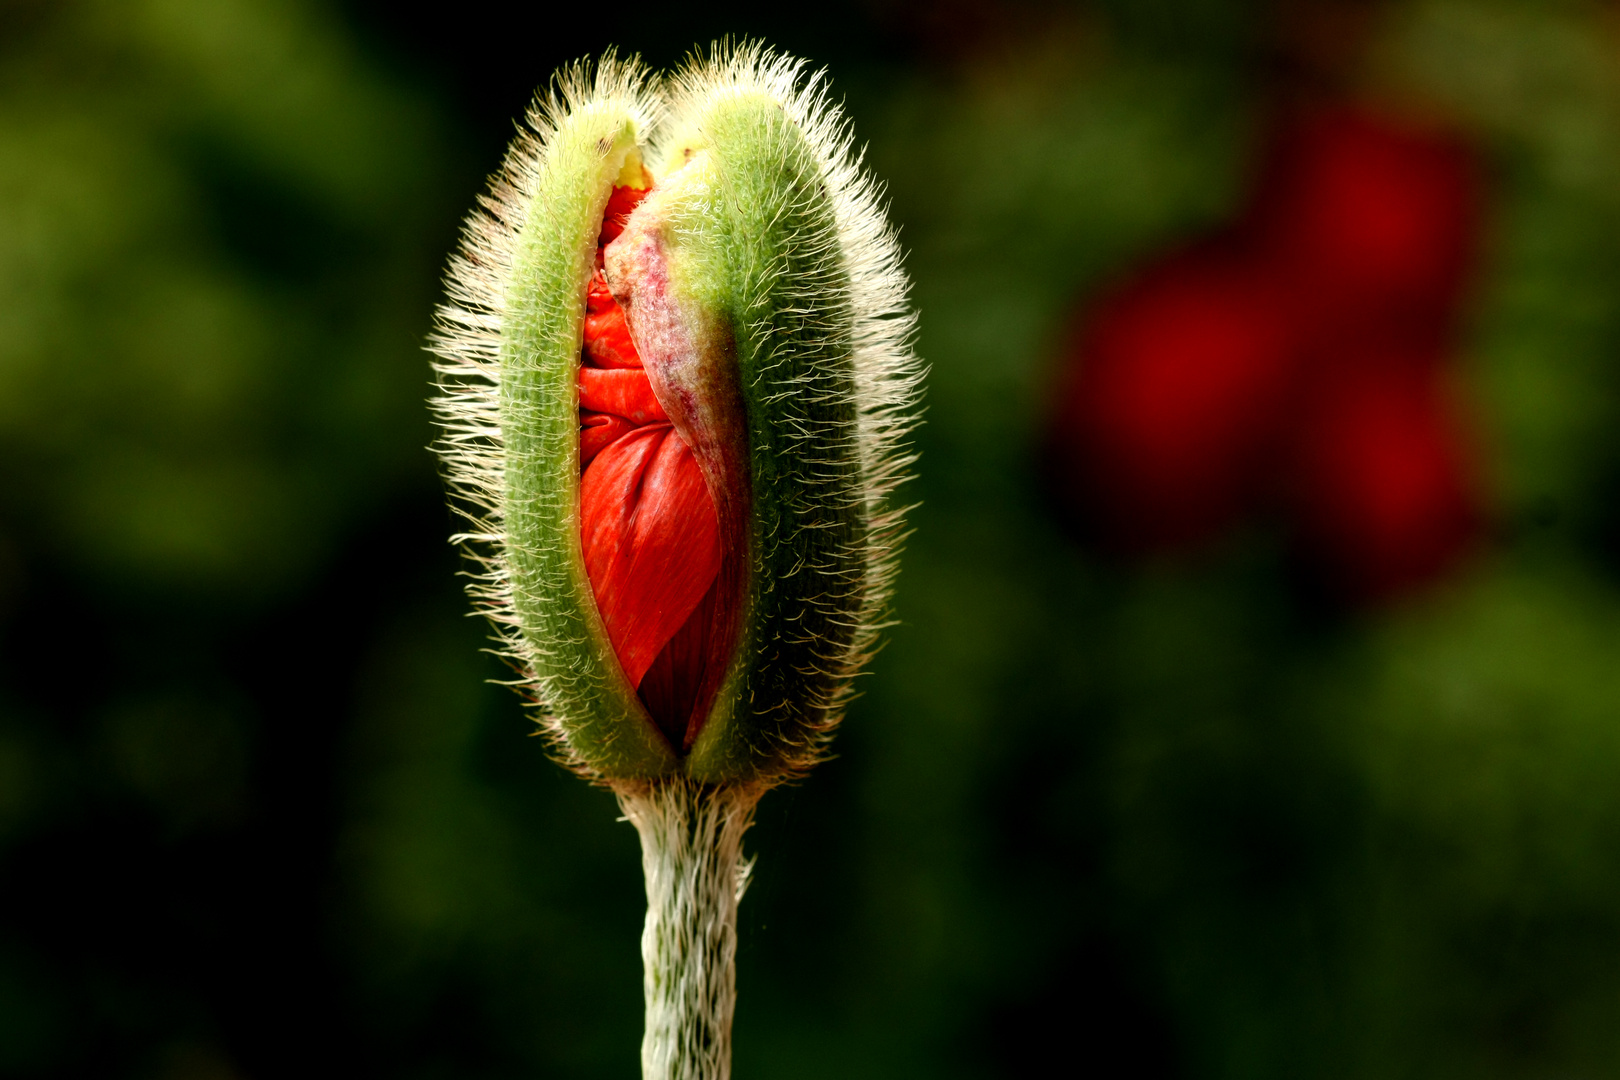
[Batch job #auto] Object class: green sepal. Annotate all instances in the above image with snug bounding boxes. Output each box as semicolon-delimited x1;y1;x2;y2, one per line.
652;93;867;784
501;102;679;778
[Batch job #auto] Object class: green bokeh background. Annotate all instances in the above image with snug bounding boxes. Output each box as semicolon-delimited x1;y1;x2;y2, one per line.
5;1;1620;1077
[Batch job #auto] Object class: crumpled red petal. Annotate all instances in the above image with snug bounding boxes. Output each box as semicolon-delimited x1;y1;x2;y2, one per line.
599;185;652;246
584;305;644;369
578;367;668;424
581;424;722;692
580;411;636;467
586;270;615;313
578;185;730;748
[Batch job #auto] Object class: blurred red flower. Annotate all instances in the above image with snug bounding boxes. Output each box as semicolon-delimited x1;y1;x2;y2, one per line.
1046;239;1305;552
1047;105;1486;604
1245;108;1480;326
1281;332;1482;601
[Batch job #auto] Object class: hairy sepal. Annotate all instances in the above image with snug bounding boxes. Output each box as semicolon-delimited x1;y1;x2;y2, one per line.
633;86;868;784
500;93;678;777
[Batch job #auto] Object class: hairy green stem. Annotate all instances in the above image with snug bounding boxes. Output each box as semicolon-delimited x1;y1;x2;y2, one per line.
618;780;760;1080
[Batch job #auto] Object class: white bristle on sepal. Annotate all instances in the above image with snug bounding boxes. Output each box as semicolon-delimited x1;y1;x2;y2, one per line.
658;43;925;772
428;52;662;770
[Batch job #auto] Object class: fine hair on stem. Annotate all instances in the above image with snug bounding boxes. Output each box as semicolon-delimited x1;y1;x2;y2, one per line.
617;779;761;1080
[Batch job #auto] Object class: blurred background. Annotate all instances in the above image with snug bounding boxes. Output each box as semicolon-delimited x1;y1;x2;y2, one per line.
4;0;1620;1076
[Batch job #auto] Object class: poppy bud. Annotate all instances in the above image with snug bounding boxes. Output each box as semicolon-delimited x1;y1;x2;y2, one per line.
429;47;920;1078
430;50;918;785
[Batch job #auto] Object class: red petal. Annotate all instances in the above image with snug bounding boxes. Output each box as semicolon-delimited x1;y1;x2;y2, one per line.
586;270;615;313
578;367;667;425
580;423;722;695
580;410;636;467
578;180;741;747
638;576;721;748
584;304;643;369
599;185;652;246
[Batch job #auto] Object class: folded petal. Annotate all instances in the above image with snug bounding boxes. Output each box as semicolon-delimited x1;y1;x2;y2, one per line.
580;423;722;708
584;303;644;369
599;184;652;246
580;410;637;467
578;367;668;424
638;577;721;749
586;270;616;313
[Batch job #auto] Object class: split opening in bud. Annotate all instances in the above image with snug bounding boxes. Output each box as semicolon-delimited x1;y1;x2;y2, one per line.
578;167;736;754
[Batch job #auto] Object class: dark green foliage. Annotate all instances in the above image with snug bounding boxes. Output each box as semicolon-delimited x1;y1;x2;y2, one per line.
5;1;1620;1078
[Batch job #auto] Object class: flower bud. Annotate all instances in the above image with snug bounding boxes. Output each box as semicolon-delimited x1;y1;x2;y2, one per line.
431;49;920;785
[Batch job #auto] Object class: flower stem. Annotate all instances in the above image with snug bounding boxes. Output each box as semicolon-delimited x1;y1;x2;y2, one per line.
618;779;760;1080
